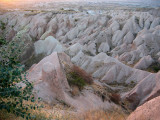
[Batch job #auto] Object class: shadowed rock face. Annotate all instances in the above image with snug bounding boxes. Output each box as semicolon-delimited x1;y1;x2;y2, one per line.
123;71;160;110
127;96;160;120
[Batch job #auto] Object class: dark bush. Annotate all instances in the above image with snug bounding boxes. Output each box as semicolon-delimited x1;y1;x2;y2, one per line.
109;93;120;104
72;65;93;84
67;65;93;90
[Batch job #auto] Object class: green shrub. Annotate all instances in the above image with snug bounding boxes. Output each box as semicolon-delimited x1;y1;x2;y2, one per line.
146;62;160;73
60;8;64;10
0;23;38;119
66;65;93;90
0;21;6;45
68;72;86;89
0;36;6;45
74;19;78;22
0;21;6;30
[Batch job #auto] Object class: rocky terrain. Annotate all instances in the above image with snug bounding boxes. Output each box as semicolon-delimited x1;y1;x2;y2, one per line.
0;4;160;119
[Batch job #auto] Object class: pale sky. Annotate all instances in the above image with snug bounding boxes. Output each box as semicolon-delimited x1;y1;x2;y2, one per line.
0;0;155;3
0;0;159;6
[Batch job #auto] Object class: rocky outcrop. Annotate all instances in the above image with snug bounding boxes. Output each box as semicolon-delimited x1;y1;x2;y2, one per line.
34;36;64;55
117;26;160;65
127;96;160;120
27;52;113;111
69;50;151;84
134;55;154;70
27;52;71;104
66;45;160;110
149;8;160;17
1;10;160;67
123;71;160;110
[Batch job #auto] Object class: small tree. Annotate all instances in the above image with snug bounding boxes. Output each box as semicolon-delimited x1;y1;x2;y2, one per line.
0;21;37;119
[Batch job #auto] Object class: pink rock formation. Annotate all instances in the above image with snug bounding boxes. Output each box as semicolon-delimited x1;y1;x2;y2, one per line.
124;71;160;110
127;96;160;120
27;52;113;111
27;52;70;104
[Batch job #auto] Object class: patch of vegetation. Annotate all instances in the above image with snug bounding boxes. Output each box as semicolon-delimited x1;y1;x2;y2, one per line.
66;65;93;90
0;23;40;119
0;35;6;45
107;15;112;19
0;21;7;46
74;19;78;22
135;17;139;24
0;108;55;120
84;50;94;56
78;108;128;120
68;71;87;89
60;8;64;10
109;93;120;104
119;24;124;30
95;42;100;55
0;109;24;120
108;81;136;88
0;21;6;30
146;62;160;73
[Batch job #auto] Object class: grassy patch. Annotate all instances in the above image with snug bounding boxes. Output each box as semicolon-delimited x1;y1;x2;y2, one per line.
108;81;136;89
0;109;24;120
76;108;128;120
0;101;74;120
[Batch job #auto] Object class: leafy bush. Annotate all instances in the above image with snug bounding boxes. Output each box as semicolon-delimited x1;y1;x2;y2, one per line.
0;21;6;30
0;36;6;45
0;22;38;119
0;21;6;45
146;62;160;73
67;65;93;90
68;71;86;89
